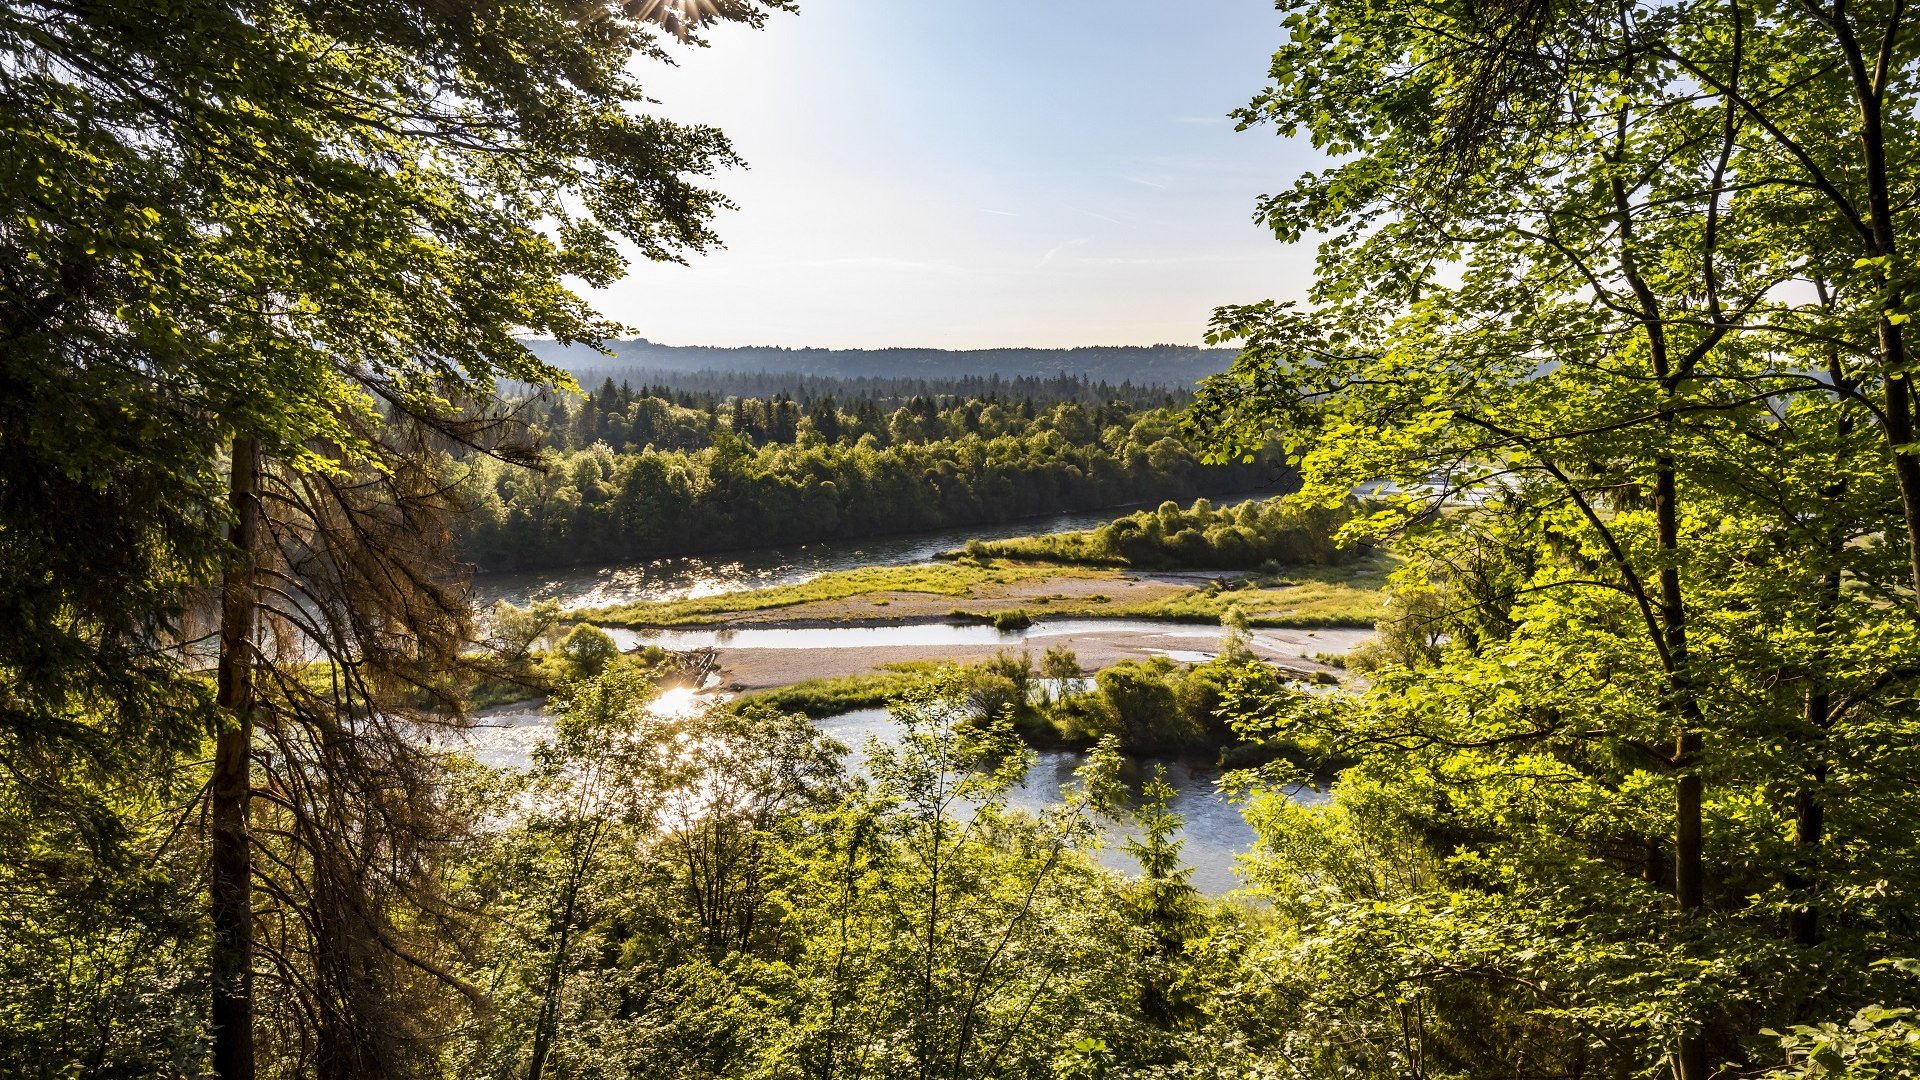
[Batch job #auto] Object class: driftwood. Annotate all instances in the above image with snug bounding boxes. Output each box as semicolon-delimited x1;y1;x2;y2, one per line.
646;646;719;689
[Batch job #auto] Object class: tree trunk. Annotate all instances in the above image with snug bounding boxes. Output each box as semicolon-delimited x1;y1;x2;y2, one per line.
1880;355;1920;603
1789;755;1827;947
1675;722;1706;1080
212;435;261;1080
528;817;602;1080
1614;138;1708;1077
1826;9;1920;604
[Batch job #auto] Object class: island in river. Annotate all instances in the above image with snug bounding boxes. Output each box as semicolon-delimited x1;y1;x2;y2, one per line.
476;496;1387;704
463;499;1385;894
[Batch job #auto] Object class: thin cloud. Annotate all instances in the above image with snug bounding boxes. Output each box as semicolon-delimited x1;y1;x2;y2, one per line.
807;256;977;275
1038;237;1092;266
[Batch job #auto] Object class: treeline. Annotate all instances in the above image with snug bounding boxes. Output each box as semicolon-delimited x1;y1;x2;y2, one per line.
457;401;1289;571
521;377;1180;456
527;337;1238;385
539;367;1190;416
962;495;1362;570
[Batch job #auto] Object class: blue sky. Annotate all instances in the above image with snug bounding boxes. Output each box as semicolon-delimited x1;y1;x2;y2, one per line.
608;0;1320;349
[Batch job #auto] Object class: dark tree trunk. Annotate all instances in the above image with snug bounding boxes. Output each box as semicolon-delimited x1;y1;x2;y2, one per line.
1823;4;1920;604
212;435;261;1080
1789;755;1827;947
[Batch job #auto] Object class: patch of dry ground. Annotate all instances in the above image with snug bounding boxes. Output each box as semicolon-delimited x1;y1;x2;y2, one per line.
712;624;1369;692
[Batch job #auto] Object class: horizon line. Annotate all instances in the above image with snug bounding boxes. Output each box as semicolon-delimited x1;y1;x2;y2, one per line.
524;337;1236;353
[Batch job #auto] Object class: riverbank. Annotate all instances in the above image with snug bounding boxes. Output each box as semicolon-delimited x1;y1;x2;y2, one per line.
606;618;1370;693
581;556;1390;631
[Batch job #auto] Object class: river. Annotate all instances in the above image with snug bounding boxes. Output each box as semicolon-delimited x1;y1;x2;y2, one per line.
471;493;1285;612
462;494;1353;895
455;698;1314;895
817;706;1322;895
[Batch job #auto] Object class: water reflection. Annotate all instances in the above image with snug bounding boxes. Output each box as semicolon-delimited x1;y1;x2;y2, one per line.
471;494;1285;612
455;698;1315;895
647;685;714;719
818;707;1321;895
604;619;1373;661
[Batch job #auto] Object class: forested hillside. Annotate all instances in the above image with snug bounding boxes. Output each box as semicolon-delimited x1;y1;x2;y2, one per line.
526;368;1193;413
527;338;1238;385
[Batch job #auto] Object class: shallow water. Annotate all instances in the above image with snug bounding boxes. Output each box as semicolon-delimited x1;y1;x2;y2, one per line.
455;490;1335;895
817;707;1304;893
455;699;1319;895
605;618;1222;651
604;618;1372;666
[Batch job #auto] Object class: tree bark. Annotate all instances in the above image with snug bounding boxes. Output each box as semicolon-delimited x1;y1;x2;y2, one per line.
1823;3;1920;604
1665;462;1706;1080
212;435;261;1080
1613;119;1708;1078
1789;755;1827;947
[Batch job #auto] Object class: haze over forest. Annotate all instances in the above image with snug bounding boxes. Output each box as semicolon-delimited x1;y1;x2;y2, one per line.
527;338;1239;385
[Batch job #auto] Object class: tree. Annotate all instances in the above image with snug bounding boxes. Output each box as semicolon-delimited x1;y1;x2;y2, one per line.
766;672;1132;1079
1193;0;1920;1073
0;0;788;1074
1121;769;1200;1028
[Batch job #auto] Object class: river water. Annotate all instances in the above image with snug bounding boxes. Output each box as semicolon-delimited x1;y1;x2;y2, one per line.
603;618;1369;657
817;707;1322;895
461;493;1345;895
471;493;1284;612
457;699;1316;895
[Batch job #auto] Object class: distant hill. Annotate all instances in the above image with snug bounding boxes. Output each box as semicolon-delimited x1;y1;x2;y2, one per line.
523;339;1239;388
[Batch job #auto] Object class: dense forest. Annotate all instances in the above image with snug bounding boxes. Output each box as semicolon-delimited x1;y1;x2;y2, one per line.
532;369;1194;414
526;338;1239;385
5;0;1920;1078
456;385;1287;571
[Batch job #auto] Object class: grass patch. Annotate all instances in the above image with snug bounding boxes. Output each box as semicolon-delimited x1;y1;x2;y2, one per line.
1111;582;1383;627
466;676;546;710
959;531;1123;567
588;561;1108;627
737;661;946;718
584;552;1391;632
1101;555;1393;628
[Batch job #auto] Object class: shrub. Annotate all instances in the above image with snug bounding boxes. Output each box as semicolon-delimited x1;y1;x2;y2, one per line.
555;623;621;680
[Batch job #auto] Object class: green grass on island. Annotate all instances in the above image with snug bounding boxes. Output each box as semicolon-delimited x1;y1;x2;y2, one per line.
577;498;1392;631
1107;559;1393;627
736;662;948;718
581;552;1390;630
587;561;1113;627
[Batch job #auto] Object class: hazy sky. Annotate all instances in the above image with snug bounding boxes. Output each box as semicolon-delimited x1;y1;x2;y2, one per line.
607;0;1320;349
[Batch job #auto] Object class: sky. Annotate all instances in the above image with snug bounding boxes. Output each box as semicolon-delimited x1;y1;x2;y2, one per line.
604;0;1322;350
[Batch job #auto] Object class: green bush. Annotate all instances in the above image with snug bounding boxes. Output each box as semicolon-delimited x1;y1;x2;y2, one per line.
554;623;620;680
966;495;1365;570
1093;658;1207;754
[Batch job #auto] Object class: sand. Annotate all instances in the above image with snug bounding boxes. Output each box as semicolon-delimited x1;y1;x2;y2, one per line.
710;623;1371;691
691;569;1227;627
